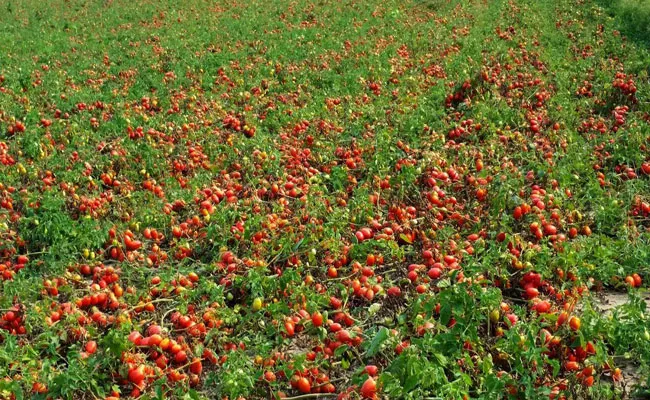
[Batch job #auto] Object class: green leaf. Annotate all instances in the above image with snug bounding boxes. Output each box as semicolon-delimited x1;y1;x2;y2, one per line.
183;390;201;400
366;327;389;357
434;352;447;366
440;303;452;326
334;344;349;358
436;278;451;288
399;233;413;244
549;359;560;377
404;370;421;391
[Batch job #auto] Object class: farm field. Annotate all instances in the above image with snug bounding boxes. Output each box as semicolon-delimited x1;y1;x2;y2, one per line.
1;0;650;398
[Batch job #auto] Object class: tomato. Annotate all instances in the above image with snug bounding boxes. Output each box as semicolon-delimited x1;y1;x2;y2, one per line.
336;330;351;342
264;371;276;382
174;350;188;364
366;254;376;265
149;334;163;347
330;297;342;309
533;301;551;313
155;355;169;369
285;320;295;337
506;313;518;326
427;267;442;279
525;287;539;299
564;361;579;371
188;272;199;282
387;286;402;296
360;377;377;398
85;340;97;354
124;235;142;251
3;311;15;322
489;309;500;323
189;358;202;374
147;325;162;335
296;377;311;393
32;382;47;394
252;297;263;311
365;365;378;376
127;331;143;345
128;365;146;384
569;316;581;331
311;311;323;327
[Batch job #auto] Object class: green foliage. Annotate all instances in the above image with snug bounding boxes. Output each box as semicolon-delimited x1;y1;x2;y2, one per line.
599;0;650;45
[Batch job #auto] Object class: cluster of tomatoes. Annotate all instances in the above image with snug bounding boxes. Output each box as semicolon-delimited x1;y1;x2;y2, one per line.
0;304;25;335
122;324;209;396
0;255;28;281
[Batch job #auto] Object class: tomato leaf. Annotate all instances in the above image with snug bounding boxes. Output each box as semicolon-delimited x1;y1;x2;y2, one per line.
399;233;413;244
365;327;389;357
183;390;201;400
439;303;452;326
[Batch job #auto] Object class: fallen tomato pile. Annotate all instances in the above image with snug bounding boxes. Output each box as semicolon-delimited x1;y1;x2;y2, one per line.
1;0;649;398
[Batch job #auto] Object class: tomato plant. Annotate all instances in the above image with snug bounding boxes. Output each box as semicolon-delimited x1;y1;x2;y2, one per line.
0;0;649;399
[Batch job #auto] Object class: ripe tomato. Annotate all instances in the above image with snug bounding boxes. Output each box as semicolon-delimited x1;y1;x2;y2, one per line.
365;365;378;376
128;365;146;384
360;377;377;398
189;358;202;374
336;329;351;342
285;320;295;337
564;361;580;371
387;286;401;296
428;267;442;279
148;334;162;347
632;273;642;287
174;350;188;364
296;377;311;393
85;340;97;354
264;371;276;382
533;301;551;313
311;311;323;327
569;316;581;331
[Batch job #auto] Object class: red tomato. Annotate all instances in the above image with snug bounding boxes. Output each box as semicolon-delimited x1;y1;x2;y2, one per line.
128;365;146;384
569;316;581;331
189;358;203;375
297;377;311;393
360;377;377;398
285;320;295;337
365;365;378;376
85;341;97;354
312;311;323;327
